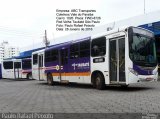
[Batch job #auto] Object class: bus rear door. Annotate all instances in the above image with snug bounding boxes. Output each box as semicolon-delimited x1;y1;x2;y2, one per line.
59;48;68;82
38;54;44;80
14;62;22;79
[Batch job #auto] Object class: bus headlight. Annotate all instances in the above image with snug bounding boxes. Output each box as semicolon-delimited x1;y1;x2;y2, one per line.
128;68;138;76
152;66;158;75
152;70;158;75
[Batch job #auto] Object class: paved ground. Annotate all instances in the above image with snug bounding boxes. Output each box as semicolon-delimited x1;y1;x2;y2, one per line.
0;79;160;113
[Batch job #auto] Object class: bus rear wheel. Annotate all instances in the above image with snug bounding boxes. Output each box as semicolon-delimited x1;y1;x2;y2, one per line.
47;73;53;85
27;73;32;80
121;85;128;88
95;73;105;90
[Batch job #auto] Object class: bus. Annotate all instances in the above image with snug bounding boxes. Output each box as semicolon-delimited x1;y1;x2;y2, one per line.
32;26;158;89
156;37;160;75
1;58;32;79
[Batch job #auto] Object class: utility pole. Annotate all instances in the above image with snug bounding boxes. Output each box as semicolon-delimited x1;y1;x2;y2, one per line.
43;30;50;48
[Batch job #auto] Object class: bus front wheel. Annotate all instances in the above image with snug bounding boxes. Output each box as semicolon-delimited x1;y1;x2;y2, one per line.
47;73;53;85
95;73;105;90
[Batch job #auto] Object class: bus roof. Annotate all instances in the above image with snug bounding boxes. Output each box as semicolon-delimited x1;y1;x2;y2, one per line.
2;58;21;62
22;58;31;61
44;37;90;52
91;26;154;39
32;26;154;54
32;49;45;54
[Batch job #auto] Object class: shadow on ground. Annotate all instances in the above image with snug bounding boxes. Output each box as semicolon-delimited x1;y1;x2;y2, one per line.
0;78;35;82
35;81;154;92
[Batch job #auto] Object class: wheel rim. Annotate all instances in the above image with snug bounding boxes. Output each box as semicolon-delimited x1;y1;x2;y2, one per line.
96;77;101;87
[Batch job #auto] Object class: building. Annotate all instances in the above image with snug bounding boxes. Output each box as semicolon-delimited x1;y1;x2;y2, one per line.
0;41;19;63
0;45;4;62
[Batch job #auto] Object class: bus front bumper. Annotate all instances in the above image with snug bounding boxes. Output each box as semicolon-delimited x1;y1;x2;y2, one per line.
128;72;158;84
138;75;158;82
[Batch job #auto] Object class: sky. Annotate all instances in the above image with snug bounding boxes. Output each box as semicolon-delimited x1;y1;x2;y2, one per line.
0;0;160;50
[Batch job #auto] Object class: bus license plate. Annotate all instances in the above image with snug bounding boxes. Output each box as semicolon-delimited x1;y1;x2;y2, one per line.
146;78;153;81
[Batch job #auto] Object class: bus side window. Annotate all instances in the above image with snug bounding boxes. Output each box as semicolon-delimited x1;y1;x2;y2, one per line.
22;60;31;69
33;54;38;64
14;62;21;68
80;40;90;58
91;37;106;57
45;51;51;62
45;49;58;63
70;43;79;59
51;49;58;62
3;61;13;69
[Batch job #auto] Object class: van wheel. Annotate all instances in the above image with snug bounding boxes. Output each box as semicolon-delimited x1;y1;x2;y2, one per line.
47;73;53;85
95;73;105;90
27;73;32;80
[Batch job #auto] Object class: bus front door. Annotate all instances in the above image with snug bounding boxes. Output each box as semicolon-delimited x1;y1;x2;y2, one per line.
59;48;68;82
38;54;44;80
109;37;125;83
14;62;22;79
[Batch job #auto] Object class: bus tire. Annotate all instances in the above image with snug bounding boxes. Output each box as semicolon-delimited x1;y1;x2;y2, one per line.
27;73;32;80
92;80;96;88
121;85;128;88
95;73;105;90
47;73;53;85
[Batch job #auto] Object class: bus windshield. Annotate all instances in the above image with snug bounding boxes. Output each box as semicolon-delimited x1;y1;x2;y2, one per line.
129;27;157;67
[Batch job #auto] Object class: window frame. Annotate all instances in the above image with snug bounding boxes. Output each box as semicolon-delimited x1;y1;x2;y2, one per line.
3;61;13;69
91;37;106;57
14;62;21;69
33;54;38;65
79;40;90;58
22;60;31;69
45;49;58;63
70;43;80;59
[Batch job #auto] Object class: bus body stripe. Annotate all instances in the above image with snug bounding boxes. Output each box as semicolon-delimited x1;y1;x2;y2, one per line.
52;72;90;76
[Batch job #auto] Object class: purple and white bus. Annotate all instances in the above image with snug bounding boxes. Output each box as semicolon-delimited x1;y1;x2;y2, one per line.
32;26;158;89
1;58;32;79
